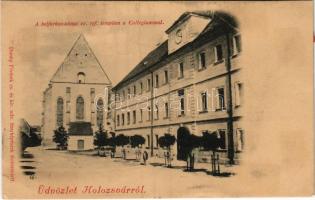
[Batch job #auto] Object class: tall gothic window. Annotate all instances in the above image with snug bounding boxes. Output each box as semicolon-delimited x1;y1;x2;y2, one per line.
56;97;64;127
76;96;84;120
96;98;104;127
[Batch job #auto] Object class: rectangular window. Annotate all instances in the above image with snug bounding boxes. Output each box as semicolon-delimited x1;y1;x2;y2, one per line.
122;114;125;126
216;87;225;110
200;91;208;112
140;109;143;122
122;91;125;101
133;85;136;97
133;110;136;124
235;82;243;107
147;79;151;91
66;102;71;113
140;82;143;94
66;103;70;123
164;102;169;118
178;89;185;116
164;70;168;84
180;98;185;115
116;93;120;102
91;100;95;113
198;52;206;70
147;106;151;121
233;35;241;55
155;74;159;88
147;135;150;148
66;87;71;93
236;129;244;152
66;87;71;102
127;112;130;125
154;105;159;120
178;62;184;79
214;45;223;63
117;115;120;126
218;129;226;150
155;135;159;148
127;88;131;99
90;88;95;102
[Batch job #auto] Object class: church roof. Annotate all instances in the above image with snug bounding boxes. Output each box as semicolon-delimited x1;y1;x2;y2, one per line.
68;122;93;136
50;34;111;85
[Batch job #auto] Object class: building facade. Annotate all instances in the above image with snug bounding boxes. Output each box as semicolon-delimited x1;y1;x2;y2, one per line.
111;11;244;164
42;35;112;148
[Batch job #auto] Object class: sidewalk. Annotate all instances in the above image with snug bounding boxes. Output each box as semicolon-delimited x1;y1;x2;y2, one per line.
63;148;238;176
147;156;237;176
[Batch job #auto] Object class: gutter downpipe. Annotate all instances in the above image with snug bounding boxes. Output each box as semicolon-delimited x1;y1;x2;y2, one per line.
226;31;235;165
150;70;154;157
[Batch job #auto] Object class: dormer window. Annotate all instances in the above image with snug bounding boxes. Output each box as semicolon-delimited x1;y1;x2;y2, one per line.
232;35;241;56
214;45;223;63
77;72;85;83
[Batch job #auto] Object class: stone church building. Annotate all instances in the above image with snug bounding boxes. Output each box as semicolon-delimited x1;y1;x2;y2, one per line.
41;34;112;150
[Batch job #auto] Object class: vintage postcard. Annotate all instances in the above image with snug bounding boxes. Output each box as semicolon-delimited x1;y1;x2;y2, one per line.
1;1;313;198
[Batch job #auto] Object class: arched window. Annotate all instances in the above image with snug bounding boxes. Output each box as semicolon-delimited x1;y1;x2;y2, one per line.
77;72;85;84
96;98;104;127
76;96;84;120
56;97;64;127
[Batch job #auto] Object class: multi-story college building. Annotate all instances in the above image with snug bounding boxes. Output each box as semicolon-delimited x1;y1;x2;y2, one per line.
111;11;244;164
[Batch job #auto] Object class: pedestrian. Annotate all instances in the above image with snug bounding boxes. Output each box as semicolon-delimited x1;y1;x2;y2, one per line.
165;151;170;167
143;151;148;165
122;148;126;159
135;147;140;161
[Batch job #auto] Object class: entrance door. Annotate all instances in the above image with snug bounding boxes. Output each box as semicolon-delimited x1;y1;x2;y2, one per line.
177;126;191;160
77;140;84;150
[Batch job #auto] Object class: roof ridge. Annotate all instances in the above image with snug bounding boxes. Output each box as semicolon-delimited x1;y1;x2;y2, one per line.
113;40;168;89
49;34;112;85
82;35;112;85
49;34;83;83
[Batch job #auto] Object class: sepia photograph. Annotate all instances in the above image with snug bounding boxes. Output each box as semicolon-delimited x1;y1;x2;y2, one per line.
1;1;313;198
